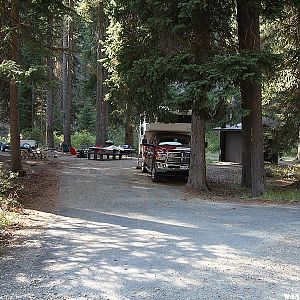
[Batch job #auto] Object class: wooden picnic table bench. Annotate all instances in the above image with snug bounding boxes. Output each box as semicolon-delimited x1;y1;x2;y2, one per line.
87;147;123;160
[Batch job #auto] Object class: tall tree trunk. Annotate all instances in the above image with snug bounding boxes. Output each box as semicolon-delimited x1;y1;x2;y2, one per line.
240;83;252;188
62;20;68;142
63;0;73;147
124;103;134;146
187;108;208;191
237;0;265;197
295;9;300;162
0;1;10;123
10;0;22;172
250;83;265;196
186;6;210;192
46;16;54;148
95;0;108;146
297;126;300;161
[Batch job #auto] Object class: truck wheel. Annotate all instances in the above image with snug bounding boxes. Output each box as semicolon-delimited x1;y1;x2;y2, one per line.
151;165;161;182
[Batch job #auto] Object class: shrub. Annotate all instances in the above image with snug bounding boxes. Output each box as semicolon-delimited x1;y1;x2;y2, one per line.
0;170;20;209
0;168;20;230
266;164;300;181
206;131;220;153
54;132;64;147
109;126;125;146
21;127;45;146
265;188;300;202
71;130;95;148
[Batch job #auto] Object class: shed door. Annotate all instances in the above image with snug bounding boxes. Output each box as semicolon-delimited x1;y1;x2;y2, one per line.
225;132;242;163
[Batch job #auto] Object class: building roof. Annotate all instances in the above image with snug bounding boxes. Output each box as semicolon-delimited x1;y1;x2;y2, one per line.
214;123;242;132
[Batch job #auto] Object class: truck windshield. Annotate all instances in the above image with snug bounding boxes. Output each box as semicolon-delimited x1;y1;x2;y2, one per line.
158;136;190;146
159;142;183;146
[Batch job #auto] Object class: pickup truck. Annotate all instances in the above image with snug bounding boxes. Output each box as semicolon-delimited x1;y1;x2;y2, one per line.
139;123;191;182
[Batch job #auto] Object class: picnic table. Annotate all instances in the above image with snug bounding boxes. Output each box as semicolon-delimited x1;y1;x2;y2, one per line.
87;147;123;160
121;148;136;158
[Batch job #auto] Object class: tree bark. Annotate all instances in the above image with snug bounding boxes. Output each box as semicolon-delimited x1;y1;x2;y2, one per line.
10;0;22;172
237;0;265;197
62;20;68;141
250;83;265;196
240;82;252;188
185;5;211;192
46;16;54;148
0;1;10;122
297;126;300;161
63;0;73;147
187;108;208;191
95;0;108;146
295;9;300;162
124;103;134;146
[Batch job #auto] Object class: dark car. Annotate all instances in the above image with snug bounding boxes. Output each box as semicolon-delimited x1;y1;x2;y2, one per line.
1;142;36;152
21;143;33;152
1;142;10;152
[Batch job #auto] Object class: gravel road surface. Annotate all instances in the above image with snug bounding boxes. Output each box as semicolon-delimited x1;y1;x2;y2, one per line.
1;158;299;300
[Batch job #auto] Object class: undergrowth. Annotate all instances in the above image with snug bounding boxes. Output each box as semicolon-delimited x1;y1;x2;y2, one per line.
0;167;21;230
264;188;299;202
264;164;300;202
266;164;300;181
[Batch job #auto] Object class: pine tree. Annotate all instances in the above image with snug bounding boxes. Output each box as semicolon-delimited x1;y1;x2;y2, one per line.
78;100;95;133
237;0;266;196
107;0;236;191
95;0;108;146
46;15;55;148
63;0;74;147
10;0;22;172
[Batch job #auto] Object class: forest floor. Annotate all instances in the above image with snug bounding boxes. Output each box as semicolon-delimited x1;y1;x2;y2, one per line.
0;156;61;248
0;155;299;299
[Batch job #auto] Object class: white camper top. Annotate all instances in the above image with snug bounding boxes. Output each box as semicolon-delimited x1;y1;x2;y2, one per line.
144;123;191;134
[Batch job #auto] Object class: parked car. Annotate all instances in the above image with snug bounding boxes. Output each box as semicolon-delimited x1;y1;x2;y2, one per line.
20;140;37;150
1;142;10;152
21;143;33;152
1;140;37;152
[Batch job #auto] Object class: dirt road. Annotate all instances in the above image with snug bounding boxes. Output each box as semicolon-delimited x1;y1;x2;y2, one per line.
0;158;299;300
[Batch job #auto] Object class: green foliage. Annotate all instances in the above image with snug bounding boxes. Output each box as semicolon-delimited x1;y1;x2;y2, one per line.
78;100;96;133
206;130;220;153
0;167;20;230
0;60;47;84
264;188;300;202
108;126;125;146
71;130;95;148
54;132;64;146
21;127;45;146
0;212;11;230
19;84;34;131
266;164;300;181
106;0;270;129
205;130;220;163
0;136;9;143
262;2;300;153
